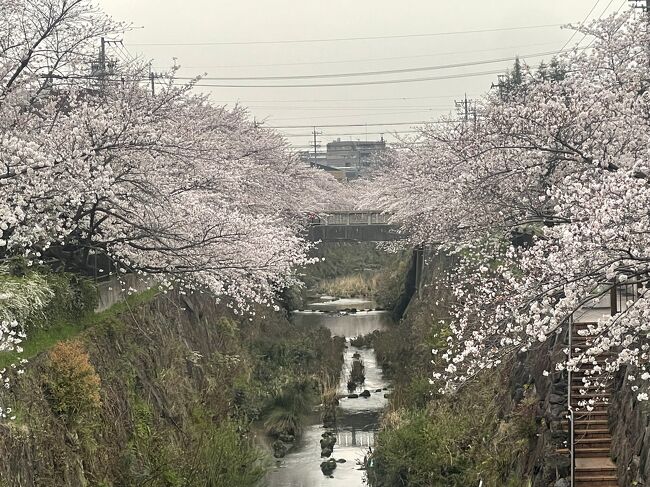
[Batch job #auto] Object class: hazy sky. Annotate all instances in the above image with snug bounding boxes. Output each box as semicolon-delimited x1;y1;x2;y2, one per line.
99;0;628;149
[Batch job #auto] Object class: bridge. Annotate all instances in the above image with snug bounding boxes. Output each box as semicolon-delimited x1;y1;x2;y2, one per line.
306;211;402;242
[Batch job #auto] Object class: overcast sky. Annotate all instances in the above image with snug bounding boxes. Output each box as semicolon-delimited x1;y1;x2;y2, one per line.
99;0;627;149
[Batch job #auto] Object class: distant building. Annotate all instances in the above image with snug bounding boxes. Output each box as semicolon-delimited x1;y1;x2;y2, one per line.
299;150;327;166
299;137;386;180
325;138;386;172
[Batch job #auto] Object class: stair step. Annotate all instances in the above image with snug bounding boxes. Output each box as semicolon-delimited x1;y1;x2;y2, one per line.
571;401;610;408
575;365;614;372
574;418;609;426
573;403;609;410
574;429;611;439
571;388;611;394
571;395;611;402
571;393;610;399
563;423;610;433
574;447;612;457
576;466;618;474
576;438;612;448
571;400;610;406
567;418;609;425
557;447;612;458
575;478;618;487
573;323;598;336
564;420;610;430
572;380;610;386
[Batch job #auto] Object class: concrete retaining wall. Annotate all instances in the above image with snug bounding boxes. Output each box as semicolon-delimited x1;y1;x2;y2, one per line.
95;274;154;312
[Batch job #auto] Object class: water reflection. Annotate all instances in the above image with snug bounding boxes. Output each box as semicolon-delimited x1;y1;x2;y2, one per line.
266;298;391;487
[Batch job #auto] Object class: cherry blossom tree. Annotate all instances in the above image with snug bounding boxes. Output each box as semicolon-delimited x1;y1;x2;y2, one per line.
363;8;650;398
0;0;347;310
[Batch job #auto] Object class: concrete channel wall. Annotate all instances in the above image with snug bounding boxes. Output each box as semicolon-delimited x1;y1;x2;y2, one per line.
94;274;154;312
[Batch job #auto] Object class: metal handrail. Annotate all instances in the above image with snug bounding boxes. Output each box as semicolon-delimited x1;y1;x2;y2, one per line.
567;314;575;487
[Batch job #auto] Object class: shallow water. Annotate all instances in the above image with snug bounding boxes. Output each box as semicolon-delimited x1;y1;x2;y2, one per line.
266;298;391;487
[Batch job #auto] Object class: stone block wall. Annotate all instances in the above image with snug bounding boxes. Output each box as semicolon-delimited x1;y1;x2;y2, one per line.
610;369;650;486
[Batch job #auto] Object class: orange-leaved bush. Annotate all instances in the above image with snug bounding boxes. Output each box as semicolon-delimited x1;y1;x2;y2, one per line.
44;340;101;421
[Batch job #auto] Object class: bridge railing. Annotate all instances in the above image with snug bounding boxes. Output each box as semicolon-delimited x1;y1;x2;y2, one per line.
308;211;391;226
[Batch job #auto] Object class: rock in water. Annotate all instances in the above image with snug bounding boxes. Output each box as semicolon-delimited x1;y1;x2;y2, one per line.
320;458;337;475
272;439;288;458
320;431;337;457
360;389;371;398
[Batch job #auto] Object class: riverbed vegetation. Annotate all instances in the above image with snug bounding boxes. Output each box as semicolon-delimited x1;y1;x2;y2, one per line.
369;374;536;487
366;281;535;486
288;243;409;307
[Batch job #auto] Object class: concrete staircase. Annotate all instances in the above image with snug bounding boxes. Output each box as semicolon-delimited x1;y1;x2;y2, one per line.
570;321;618;487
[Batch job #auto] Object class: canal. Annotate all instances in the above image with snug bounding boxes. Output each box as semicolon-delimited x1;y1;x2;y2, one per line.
266;297;392;487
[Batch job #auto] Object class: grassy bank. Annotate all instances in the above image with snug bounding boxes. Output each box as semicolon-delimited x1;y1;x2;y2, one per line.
0;266;345;486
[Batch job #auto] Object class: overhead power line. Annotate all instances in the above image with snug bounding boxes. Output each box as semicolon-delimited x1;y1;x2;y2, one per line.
574;0;616;47
213;94;477;103
131;23;568;46
283;129;421;137
172;49;565;81
267;121;445;129
271;109;450;122
560;0;602;51
190;68;505;88
576;0;627;50
151;41;559;69
246;104;454;110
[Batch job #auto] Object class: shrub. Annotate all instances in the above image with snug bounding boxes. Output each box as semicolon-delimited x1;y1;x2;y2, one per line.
44;339;101;422
192;420;266;487
373;256;410;311
370;374;533;487
263;380;315;437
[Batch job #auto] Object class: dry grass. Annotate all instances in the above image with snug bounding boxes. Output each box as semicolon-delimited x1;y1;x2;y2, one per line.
316;273;380;298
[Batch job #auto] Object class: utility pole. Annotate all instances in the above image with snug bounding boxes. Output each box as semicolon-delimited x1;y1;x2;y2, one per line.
455;93;469;121
311;127;322;167
97;37;107;91
455;94;476;124
99;37;106;74
491;74;509;102
630;0;649;14
630;1;650;68
150;70;155;96
91;37;120;91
